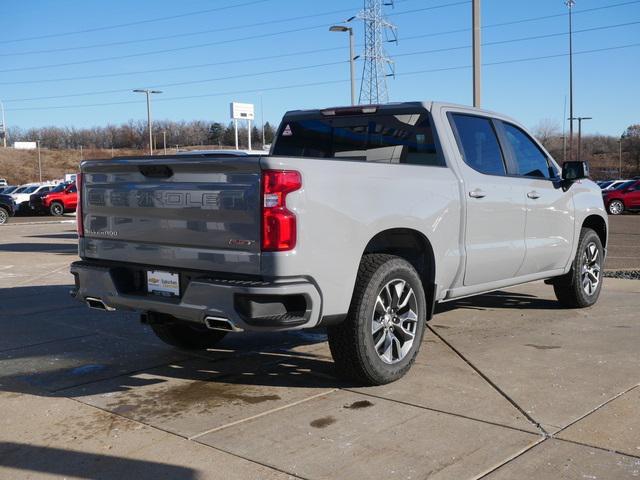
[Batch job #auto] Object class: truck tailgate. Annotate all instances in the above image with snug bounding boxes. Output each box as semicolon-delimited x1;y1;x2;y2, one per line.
80;155;262;275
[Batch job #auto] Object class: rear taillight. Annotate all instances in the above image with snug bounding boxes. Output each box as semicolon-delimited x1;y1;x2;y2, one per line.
76;173;84;237
261;170;301;252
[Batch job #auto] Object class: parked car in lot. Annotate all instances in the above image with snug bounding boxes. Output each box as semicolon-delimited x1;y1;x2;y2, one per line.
71;101;608;385
603;179;640;215
0;186;17;194
0;178;7;187
11;184;55;212
602;179;631;191
0;193;16;224
40;182;77;216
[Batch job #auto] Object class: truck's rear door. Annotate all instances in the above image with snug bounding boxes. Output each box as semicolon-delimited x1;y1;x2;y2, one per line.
80;154;262;275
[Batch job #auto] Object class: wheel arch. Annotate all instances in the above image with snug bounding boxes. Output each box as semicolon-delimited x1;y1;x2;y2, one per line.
582;214;607;248
362;228;437;319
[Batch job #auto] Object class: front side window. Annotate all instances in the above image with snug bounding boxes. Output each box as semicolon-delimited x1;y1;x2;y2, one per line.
451;114;506;176
272;113;444;166
503;123;553;179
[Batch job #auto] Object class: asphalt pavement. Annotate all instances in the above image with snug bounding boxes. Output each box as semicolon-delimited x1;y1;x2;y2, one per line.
0;221;639;479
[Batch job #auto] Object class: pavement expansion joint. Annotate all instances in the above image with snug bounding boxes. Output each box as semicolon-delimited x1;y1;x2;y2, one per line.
427;325;549;437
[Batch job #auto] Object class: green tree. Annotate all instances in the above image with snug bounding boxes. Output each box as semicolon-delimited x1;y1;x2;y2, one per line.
222;122;236;147
264;121;276;145
622;124;640;171
208;122;224;145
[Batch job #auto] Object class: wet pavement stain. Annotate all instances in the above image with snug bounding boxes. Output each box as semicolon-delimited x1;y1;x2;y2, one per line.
525;344;561;350
344;400;374;410
104;380;282;422
310;416;336;428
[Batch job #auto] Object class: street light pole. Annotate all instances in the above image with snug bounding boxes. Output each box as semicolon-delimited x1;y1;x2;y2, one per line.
329;25;357;106
566;0;575;161
133;89;163;155
37;140;42;182
619;137;623;179
568;116;592;161
472;0;481;108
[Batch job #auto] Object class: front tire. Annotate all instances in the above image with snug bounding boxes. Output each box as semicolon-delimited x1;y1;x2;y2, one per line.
327;254;427;386
553;228;604;308
50;202;64;216
608;200;624;215
0;207;8;225
150;318;227;350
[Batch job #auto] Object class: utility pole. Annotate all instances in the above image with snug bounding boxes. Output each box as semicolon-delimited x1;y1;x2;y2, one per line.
568;116;591;161
566;0;575;161
133;89;163;155
260;94;266;147
37;140;42;182
618;137;623;179
329;25;357;105
472;0;481;107
0;100;6;148
163;131;167;155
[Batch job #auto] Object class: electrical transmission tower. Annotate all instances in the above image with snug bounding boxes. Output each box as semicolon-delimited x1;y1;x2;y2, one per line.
356;0;397;104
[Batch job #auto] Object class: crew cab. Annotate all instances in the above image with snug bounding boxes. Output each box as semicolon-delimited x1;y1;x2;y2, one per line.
603;179;640;215
39;182;78;216
71;102;608;385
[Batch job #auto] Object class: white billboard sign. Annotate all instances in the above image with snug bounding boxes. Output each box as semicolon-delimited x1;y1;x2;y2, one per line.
14;141;37;150
230;102;255;120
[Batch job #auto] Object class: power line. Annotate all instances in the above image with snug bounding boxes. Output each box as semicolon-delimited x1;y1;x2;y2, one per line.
6;42;639;112
4;18;637;103
0;0;272;45
0;0;464;58
0;1;472;73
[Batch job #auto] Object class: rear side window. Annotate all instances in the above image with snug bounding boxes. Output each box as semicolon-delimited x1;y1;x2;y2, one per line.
272;113;444;166
502;123;553;179
451;114;506;176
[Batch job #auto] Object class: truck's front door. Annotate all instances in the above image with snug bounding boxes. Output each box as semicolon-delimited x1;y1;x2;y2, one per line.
449;113;527;286
497;121;575;275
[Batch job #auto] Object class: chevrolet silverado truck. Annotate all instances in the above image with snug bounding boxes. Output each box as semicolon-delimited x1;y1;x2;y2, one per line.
70;102;607;385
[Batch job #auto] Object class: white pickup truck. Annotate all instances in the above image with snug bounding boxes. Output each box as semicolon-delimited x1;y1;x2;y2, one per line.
71;101;607;385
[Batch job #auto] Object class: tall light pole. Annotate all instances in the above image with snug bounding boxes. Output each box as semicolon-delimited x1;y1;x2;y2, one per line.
133;89;163;155
0;100;6;148
472;0;481;107
568;116;591;160
329;25;357;106
618;137;623;179
566;0;575;161
36;139;42;182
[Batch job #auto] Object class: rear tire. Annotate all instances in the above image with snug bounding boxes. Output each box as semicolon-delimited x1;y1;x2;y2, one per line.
50;202;64;216
553;228;603;308
608;200;624;215
150;318;227;350
327;254;427;386
0;207;8;225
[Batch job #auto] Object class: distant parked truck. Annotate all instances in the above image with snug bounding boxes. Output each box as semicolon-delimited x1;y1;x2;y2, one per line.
41;182;78;216
71;101;609;385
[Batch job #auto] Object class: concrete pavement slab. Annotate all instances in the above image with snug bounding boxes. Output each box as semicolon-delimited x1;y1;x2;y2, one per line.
0;391;295;480
64;354;339;438
198;389;539;480
557;385;640;457
431;280;640;432
349;330;538;433
0;334;187;393
485;438;640;479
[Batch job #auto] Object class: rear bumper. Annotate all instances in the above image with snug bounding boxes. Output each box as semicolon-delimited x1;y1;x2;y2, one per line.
69;261;322;331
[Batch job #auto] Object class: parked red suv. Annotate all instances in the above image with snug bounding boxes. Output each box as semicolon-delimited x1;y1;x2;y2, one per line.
42;182;78;216
603;179;640;215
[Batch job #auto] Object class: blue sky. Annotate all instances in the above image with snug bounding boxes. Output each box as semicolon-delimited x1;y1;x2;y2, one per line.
1;0;638;136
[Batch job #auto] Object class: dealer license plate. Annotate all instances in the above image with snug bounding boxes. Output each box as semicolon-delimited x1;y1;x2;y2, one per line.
147;270;180;297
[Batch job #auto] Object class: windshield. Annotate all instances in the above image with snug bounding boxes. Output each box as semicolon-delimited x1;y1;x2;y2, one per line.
50;183;67;193
599;181;613;189
13;186;29;193
23;186;38;193
613;180;635;190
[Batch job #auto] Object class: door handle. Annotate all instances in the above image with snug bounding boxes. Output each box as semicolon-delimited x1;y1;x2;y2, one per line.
527;191;540;200
469;189;486;199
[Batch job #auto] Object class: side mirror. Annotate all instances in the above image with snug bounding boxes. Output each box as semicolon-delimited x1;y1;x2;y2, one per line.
562;161;589;182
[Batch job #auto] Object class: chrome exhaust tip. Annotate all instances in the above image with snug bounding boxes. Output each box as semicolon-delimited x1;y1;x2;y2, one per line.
85;297;115;312
204;316;242;332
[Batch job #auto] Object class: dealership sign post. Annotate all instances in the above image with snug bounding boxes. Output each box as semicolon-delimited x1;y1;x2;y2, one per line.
230;102;255;150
